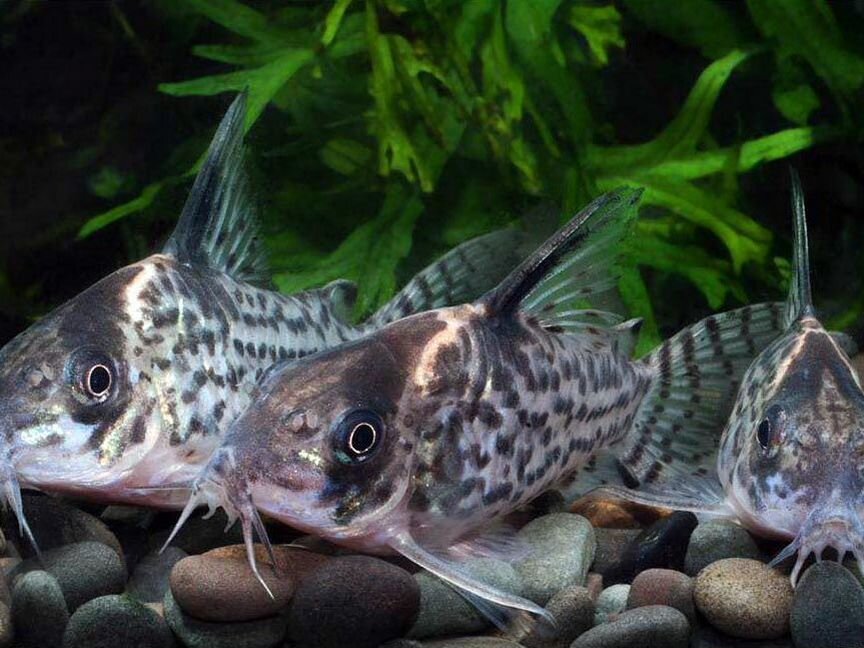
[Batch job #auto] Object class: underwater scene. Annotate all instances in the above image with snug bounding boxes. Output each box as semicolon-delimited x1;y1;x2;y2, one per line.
2;1;864;647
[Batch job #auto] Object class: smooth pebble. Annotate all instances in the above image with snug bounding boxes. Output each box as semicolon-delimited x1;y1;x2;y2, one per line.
408;558;521;639
127;547;188;603
164;589;287;648
573;604;690;648
515;513;596;604
36;541;126;611
626;568;694;623
63;594;173;648
287;555;419;648
694;558;792;639
790;561;864;648
594;584;629;625
11;570;69;648
523;585;594;648
684;520;762;576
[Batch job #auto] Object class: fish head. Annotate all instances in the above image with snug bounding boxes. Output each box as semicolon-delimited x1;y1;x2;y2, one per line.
719;316;864;580
0;260;187;499
178;329;424;548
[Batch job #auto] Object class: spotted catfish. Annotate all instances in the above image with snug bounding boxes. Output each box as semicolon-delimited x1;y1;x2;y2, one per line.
164;187;786;619
0;94;530;547
601;175;864;584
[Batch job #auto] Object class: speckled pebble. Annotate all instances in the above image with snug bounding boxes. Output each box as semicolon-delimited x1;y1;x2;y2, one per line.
164;589;287;648
594;584;629;625
11;570;69;648
603;512;697;585
408;558;522;639
790;561;864;648
170;546;296;622
127;547;188;603
684;520;762;576
63;594;173;648
515;513;596;604
573;604;690;648
150;509;242;555
424;639;525;648
626;568;694;623
287;555;419;648
694;558;793;639
0;602;12;648
37;541;126;611
592;528;640;575
5;494;122;560
523;585;594;648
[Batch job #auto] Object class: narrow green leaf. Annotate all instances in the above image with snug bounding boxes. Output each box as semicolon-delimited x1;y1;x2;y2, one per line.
568;4;624;66
77;182;163;239
618;266;661;357
183;0;287;43
322;0;353;47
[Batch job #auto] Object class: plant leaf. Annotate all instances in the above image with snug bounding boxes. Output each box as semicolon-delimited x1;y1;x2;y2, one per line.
568;4;624;66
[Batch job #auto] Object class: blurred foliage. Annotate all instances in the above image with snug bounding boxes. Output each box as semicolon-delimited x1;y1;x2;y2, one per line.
3;0;864;354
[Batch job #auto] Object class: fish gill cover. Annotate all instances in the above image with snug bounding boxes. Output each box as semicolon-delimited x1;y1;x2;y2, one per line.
0;0;863;355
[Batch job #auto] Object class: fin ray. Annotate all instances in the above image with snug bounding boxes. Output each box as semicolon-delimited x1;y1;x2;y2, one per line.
784;169;813;327
163;92;269;285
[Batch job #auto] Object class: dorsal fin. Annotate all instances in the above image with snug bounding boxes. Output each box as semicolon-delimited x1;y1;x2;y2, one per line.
480;188;642;324
163;92;269;285
784;169;814;327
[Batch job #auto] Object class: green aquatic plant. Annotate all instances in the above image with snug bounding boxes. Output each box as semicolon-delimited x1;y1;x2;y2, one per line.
72;0;863;354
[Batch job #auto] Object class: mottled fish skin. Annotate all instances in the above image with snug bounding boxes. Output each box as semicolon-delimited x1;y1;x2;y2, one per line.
167;188;785;618
0;93;528;529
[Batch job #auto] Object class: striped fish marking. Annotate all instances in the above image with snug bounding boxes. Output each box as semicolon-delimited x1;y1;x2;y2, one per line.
164;188;785;622
0;94;529;548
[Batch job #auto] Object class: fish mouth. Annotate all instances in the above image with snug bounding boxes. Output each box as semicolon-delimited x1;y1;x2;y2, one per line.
160;450;277;597
769;505;864;584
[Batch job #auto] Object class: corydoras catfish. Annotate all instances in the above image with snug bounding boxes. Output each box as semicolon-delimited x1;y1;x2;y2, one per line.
0;94;528;546
164;187;786;618
602;175;862;584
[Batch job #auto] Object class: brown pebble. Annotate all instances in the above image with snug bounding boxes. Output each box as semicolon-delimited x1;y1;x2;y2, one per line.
571;498;671;528
694;558;793;639
627;568;695;623
585;572;603;601
170;543;327;622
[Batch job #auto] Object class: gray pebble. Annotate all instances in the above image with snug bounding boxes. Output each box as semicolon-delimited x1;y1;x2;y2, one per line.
592;528;640;575
35;541;126;611
127;547;188;603
515;513;595;605
573;605;690;648
150;510;242;555
5;494;122;560
164;589;287;648
684;521;762;576
0;602;11;648
594;584;629;625
63;594;173;648
408;558;522;639
424;639;525;648
791;561;864;648
11;570;69;648
523;585;594;648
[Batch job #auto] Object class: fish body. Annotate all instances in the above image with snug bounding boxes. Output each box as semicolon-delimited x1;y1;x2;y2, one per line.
168;188;785;618
609;174;863;583
0;94;529;542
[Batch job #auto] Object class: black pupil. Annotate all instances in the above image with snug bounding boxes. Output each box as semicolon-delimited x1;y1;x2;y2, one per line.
757;417;772;449
88;365;111;395
349;422;376;455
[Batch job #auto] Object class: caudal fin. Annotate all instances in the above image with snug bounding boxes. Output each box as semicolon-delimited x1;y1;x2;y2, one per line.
595;302;785;509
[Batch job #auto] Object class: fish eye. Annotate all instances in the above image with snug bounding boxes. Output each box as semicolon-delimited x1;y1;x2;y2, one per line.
86;364;112;398
756;404;784;452
334;409;385;464
67;347;116;403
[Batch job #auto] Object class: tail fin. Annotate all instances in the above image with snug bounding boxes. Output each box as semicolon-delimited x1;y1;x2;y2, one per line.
784;169;813;327
370;227;531;327
480;188;643;329
605;302;784;506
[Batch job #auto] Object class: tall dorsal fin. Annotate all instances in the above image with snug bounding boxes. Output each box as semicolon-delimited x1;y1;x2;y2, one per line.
163;92;269;285
480;188;642;324
784;169;814;328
